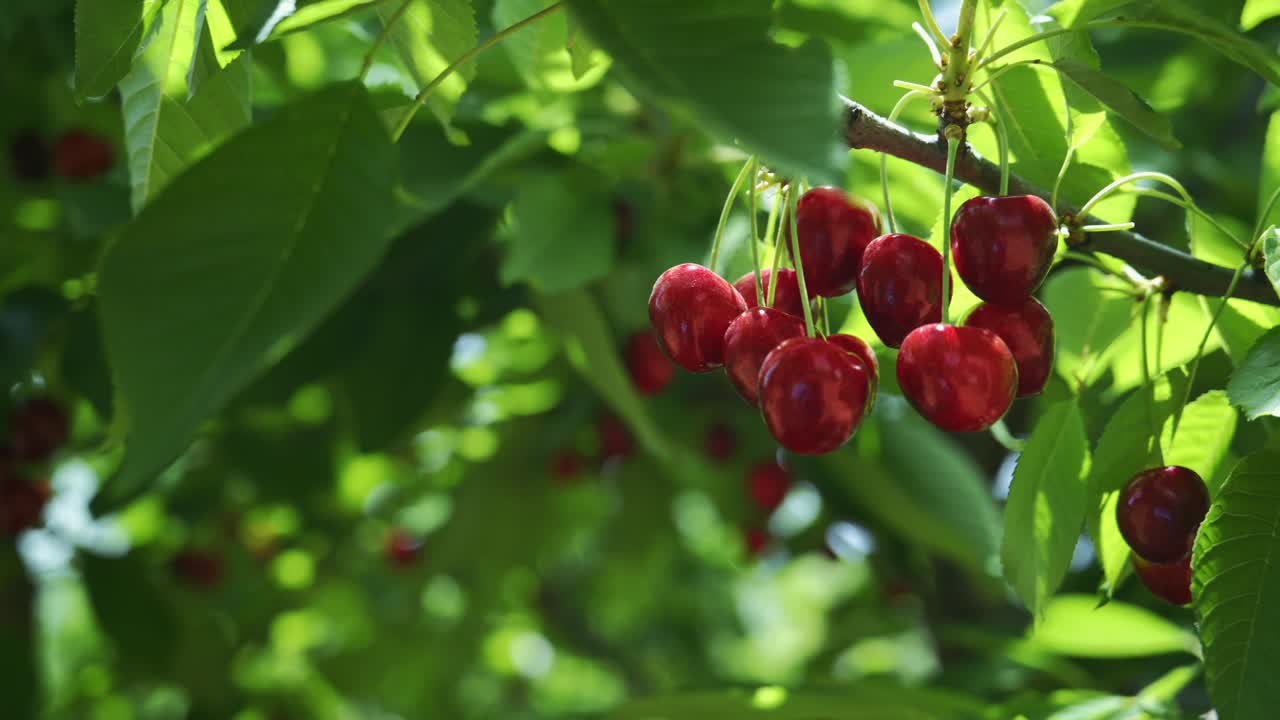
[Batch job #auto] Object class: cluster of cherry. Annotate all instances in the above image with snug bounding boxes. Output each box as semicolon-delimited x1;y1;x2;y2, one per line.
1117;466;1210;605
646;185;1057;454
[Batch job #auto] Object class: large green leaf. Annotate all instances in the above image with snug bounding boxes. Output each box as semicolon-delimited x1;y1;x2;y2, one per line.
1030;594;1196;657
1243;0;1280;30
1048;58;1179;149
1003;401;1090;618
377;0;476;133
494;0;570;90
225;0;382;46
82;554;179;673
1265;228;1280;302
564;0;844;183
1128;1;1280;86
1041;267;1135;389
74;0;150;99
1086;371;1186;595
1228;327;1280;420
96;82;398;509
1262;112;1280;236
501;174;616;293
1194;452;1280;720
1162;390;1239;494
119;0;205;212
608;685;985;720
148;49;253;191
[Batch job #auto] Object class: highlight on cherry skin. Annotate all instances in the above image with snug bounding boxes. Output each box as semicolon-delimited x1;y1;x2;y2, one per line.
758;337;870;456
1117;465;1210;565
857;233;952;348
963;297;1055;398
792;186;883;297
649;263;747;373
896;323;1018;434
951;195;1059;306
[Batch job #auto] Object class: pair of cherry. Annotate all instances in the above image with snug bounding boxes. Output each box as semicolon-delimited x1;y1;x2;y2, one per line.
9;128;115;183
0;396;70;537
1117;465;1209;605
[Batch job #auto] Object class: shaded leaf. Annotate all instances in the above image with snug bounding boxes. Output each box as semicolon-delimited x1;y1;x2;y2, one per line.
501;174;615;293
565;14;598;79
1049;58;1179;149
1228;326;1280;420
608;684;986;720
96;82;398;510
377;0;476;134
1031;594;1196;657
74;0;150;99
1193;451;1280;720
82;554;178;672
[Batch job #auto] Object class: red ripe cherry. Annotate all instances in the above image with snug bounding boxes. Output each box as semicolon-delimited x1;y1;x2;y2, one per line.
792;187;882;297
826;333;879;394
0;476;51;536
384;528;423;568
857;234;952;348
649;264;747;372
734;268;810;319
897;324;1017;433
53;129;114;181
747;462;791;511
598;414;634;459
704;422;737;461
722;308;806;405
1117;466;1209;564
964;298;1054;397
625;332;675;395
8;396;70;464
744;527;770;557
758;337;869;455
549;449;583;484
170;550;224;590
951;195;1058;304
1132;553;1192;606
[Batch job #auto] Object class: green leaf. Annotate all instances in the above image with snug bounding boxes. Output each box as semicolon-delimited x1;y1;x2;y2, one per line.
1228;327;1280;420
1086;371;1186;595
148;50;253;193
607;684;986;720
1193;451;1280;720
1003;401;1091;618
1041;268;1135;389
377;0;476;133
1049;58;1180;149
1244;0;1280;30
0;548;35;720
1258;108;1280;237
74;0;149;99
564;0;844;183
1030;594;1196;657
1049;0;1138;27
1128;1;1280;87
82;554;179;672
565;15;598;79
226;0;383;46
96;82;398;510
119;0;205;212
1162;390;1239;494
1266;228;1280;301
501;174;616;293
535;289;669;459
494;0;569;90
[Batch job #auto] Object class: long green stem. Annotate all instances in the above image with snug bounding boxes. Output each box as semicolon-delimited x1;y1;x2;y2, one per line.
787;184;817;337
766;192;785;306
1254;185;1280;245
360;0;413;81
708;159;756;273
1122;188;1248;249
989;419;1026;452
391;2;563;142
1078;171;1195;220
748;159;764;306
941;134;961;324
917;0;950;47
970;58;1048;94
881;90;926;233
973;8;1008;62
1140;294;1163;463
974;89;1009;196
979;20;1126;70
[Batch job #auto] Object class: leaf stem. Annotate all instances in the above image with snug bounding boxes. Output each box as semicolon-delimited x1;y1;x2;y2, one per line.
359;0;413;81
989;418;1026;452
881;90;926;233
974;89;1009;196
1077;171;1195;221
1140;294;1163;463
390;2;563;142
970;58;1047;94
917;0;950;48
941;132;961;324
786;183;817;337
767;191;785;306
709;159;756;273
912;22;945;69
748;159;764;306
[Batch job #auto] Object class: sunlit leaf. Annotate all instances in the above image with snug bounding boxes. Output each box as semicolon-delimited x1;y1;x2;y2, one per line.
1031;595;1196;657
1243;0;1280;30
377;0;476;134
1228;327;1280;420
1161;390;1238;495
1049;58;1179;149
501;174;616;293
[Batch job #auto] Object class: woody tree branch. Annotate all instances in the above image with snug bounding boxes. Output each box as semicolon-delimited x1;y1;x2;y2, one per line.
840;96;1280;307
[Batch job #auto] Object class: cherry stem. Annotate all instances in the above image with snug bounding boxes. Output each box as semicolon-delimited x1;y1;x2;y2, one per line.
974;89;1009;196
970;58;1047;94
881;90;927;233
989;418;1026;453
973;8;1008;63
709;159;757;274
1139;294;1164;462
748;159;764;306
1078;172;1195;221
893;80;938;95
1082;222;1138;233
912;22;945;69
360;0;414;81
390;2;563;142
1253;185;1280;245
941;133;961;325
1155;292;1167;377
765;191;784;306
916;0;950;48
786;183;817;337
818;297;831;336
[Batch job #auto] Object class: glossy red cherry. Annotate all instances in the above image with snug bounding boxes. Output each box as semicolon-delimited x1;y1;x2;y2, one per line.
758;337;869;455
964;298;1054;397
791;187;882;297
170;550;224;590
1132;553;1192;606
826;333;879;394
384;528;423;569
704;422;737;461
744;527;770;557
649;264;747;372
747;462;791;511
0;475;51;536
8;396;70;464
897;324;1017;433
625;332;675;395
857;234;952;348
951;195;1058;305
1117;466;1209;564
723;308;806;405
549;449;583;483
598;414;634;459
9;129;50;182
53;129;114;181
734;268;810;319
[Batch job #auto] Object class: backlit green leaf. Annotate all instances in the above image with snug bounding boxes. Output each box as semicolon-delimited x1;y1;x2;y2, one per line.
1228;327;1280;420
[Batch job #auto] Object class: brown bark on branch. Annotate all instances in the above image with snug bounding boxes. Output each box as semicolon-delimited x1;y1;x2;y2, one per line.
840;96;1279;307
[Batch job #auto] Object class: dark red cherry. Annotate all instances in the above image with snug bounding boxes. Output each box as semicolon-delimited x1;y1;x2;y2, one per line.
723;308;806;405
384;528;423;568
1132;553;1192;606
734;268;810;319
791;187;882;297
171;550;224;590
9;129;50;182
549;449;583;484
758;337;869;455
0;475;51;536
1117;466;1209;564
747;462;791;511
826;333;879;394
625;332;675;395
857;234;952;348
598;414;634;459
896;324;1017;433
744;527;770;557
704;422;737;461
9;396;70;464
951;195;1058;305
53;129;114;181
649;264;747;372
964;298;1054;397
